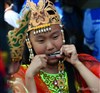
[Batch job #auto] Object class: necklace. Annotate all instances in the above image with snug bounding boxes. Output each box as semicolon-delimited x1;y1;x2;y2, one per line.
40;70;69;93
40;58;69;93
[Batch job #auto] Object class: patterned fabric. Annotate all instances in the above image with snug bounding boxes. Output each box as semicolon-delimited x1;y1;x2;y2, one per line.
40;70;80;93
9;54;100;93
40;70;69;93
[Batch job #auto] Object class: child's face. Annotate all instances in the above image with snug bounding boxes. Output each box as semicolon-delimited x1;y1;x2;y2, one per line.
29;24;63;64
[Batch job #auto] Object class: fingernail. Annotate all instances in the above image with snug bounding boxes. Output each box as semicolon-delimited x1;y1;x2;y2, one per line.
60;51;62;55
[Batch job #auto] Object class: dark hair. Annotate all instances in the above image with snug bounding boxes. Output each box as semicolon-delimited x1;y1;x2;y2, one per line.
63;27;77;93
4;0;13;6
21;42;30;64
50;0;56;4
63;26;76;45
64;62;77;93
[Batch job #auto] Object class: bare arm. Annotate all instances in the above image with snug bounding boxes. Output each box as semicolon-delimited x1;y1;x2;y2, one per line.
74;61;100;93
25;71;37;93
25;54;48;93
61;44;100;93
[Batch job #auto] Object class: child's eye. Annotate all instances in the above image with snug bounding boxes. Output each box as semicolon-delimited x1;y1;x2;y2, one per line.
37;39;45;43
53;35;59;39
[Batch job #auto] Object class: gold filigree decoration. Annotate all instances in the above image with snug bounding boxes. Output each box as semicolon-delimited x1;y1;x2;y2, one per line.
8;78;29;93
7;0;61;63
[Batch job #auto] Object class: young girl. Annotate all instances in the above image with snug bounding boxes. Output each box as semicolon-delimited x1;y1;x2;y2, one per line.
7;0;100;93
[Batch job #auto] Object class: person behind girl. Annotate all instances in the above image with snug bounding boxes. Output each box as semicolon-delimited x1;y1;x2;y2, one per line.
4;0;20;28
7;0;100;93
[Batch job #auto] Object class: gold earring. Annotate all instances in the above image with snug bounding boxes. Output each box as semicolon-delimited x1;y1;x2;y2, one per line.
60;24;65;44
61;29;65;44
57;60;65;91
25;33;34;61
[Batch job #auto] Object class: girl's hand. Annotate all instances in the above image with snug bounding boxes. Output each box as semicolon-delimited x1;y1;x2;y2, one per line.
60;44;80;65
26;54;48;77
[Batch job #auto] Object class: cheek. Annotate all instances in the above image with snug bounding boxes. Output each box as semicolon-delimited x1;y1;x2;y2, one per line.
29;35;45;54
32;43;45;54
55;37;63;49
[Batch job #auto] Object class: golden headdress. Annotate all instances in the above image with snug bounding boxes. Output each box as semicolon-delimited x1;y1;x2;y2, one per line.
7;0;61;62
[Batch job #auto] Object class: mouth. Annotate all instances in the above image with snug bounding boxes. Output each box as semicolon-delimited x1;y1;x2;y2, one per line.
47;51;61;58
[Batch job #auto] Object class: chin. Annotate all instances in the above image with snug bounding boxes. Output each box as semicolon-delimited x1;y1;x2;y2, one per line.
47;59;59;66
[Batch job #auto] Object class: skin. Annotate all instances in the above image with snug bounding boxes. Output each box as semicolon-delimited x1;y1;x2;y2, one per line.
25;24;100;93
30;24;63;67
4;2;12;10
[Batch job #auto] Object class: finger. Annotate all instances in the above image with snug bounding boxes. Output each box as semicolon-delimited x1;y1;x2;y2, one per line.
61;45;76;55
60;45;71;52
56;54;64;59
61;46;71;55
40;59;47;68
39;54;48;60
39;55;48;68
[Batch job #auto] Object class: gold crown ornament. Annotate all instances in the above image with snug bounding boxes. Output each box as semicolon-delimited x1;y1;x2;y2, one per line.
7;0;61;63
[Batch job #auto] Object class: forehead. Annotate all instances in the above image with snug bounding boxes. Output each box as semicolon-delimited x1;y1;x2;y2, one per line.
51;24;61;30
30;24;61;36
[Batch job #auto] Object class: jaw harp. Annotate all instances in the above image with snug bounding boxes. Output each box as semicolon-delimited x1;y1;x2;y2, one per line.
47;51;61;57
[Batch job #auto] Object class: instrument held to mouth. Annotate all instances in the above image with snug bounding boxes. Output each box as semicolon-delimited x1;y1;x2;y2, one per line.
47;51;61;57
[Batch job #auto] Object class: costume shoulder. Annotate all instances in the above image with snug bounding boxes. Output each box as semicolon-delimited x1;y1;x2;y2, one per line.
13;65;27;81
9;65;29;93
12;65;50;93
78;53;100;78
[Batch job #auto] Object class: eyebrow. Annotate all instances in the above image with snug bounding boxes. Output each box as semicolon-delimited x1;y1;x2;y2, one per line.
51;30;61;35
51;30;61;36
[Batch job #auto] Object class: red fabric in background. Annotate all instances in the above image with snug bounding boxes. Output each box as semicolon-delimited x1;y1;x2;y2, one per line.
78;54;100;78
0;51;6;76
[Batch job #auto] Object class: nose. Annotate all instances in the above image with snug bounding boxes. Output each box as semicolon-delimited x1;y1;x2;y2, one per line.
46;40;54;51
